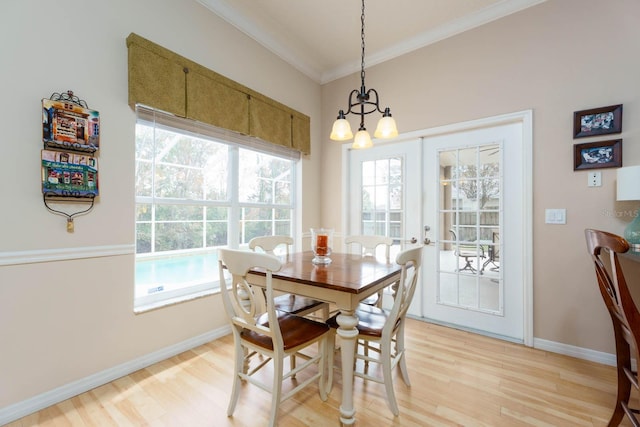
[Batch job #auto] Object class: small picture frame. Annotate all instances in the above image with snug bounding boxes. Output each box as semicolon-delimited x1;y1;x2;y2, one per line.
573;104;622;138
573;139;622;171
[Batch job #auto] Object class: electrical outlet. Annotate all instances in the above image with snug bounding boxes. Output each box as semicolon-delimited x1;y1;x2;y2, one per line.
588;171;602;187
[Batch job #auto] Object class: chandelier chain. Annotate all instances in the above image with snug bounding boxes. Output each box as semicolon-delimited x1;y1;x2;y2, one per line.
360;0;366;85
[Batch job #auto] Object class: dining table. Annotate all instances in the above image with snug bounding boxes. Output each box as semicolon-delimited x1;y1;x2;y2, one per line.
247;250;402;426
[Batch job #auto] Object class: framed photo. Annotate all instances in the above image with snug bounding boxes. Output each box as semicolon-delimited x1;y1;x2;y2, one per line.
573;104;622;138
573;139;622;171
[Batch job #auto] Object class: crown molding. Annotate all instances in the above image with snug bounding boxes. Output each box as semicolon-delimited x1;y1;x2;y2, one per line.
198;0;547;85
322;0;547;84
197;0;323;82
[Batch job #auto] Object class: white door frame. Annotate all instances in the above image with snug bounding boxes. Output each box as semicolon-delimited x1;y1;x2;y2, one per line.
342;110;533;347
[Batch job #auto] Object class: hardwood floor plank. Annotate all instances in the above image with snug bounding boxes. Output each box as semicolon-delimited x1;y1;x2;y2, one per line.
9;319;638;426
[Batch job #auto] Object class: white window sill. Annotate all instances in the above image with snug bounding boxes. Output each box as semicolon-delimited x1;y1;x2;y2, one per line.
134;288;219;314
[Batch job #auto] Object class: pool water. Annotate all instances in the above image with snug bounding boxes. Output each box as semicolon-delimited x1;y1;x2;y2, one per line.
135;253;219;296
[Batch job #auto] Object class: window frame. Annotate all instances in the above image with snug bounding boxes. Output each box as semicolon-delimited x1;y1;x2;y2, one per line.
134;106;300;311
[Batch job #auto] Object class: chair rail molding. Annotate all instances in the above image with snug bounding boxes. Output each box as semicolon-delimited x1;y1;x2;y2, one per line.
0;244;135;266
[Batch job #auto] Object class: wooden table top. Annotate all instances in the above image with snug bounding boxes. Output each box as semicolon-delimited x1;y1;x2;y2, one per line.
252;251;401;295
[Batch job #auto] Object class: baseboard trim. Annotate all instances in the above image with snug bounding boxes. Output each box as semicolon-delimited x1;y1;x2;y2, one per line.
533;337;616;366
414;316;618;367
0;325;230;425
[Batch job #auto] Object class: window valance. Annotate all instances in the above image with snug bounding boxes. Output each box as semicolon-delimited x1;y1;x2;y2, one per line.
126;33;310;155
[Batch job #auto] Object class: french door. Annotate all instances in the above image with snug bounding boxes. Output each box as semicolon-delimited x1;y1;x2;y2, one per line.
346;112;532;343
346;139;423;314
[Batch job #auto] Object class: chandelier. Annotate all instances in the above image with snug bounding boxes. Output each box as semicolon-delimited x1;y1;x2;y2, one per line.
329;0;398;149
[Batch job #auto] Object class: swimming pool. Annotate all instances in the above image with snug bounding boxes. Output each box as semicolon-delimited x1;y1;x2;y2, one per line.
135;252;220;298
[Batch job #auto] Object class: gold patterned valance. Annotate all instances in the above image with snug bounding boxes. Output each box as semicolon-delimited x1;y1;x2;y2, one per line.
126;33;310;155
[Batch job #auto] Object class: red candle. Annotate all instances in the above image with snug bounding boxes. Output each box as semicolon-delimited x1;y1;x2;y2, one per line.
316;234;328;256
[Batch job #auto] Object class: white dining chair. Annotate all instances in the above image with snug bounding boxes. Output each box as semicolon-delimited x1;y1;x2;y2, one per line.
249;235;329;320
344;235;394;307
326;245;423;416
218;248;329;427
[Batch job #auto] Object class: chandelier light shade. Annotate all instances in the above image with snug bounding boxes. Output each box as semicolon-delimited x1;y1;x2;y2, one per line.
329;0;398;149
353;130;373;149
329;112;354;141
374;108;399;138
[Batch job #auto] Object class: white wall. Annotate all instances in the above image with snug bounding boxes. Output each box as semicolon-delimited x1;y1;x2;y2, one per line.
0;0;322;417
321;0;640;354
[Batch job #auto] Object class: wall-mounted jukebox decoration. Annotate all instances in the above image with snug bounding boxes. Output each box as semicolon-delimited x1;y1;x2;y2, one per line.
41;91;99;232
41;150;99;197
42;97;100;152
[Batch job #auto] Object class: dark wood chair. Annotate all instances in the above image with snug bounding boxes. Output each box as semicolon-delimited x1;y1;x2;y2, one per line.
584;228;638;427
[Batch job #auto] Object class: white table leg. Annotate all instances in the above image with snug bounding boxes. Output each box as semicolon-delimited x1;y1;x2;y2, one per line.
336;310;359;425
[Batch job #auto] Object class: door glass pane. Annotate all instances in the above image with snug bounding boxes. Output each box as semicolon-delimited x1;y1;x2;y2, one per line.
480;144;500;174
458;147;477;170
390;185;402;210
375;160;389;184
362;186;374;210
375;186;388;210
437;144;503;315
358;158;404;252
479;178;500;211
389;158;402;184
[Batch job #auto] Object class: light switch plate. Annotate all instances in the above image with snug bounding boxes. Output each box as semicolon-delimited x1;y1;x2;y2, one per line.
545;208;566;224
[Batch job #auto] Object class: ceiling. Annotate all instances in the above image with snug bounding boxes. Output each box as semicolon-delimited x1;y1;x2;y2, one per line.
197;0;545;84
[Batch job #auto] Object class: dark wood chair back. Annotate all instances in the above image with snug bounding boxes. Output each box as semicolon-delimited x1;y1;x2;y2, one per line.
584;228;637;427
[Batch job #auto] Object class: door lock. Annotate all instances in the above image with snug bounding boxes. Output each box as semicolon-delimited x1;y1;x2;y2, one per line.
423;225;431;245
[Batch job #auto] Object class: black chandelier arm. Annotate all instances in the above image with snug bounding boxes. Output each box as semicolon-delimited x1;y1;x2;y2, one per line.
341;87;387;117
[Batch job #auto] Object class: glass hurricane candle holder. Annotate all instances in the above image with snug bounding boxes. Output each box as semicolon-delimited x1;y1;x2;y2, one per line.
310;228;333;264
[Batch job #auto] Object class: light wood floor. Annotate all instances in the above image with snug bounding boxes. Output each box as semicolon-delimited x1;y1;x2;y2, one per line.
8;319;637;426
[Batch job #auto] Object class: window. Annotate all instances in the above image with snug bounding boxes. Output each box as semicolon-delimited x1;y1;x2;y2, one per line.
135;106;298;310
